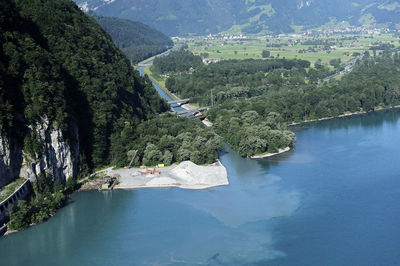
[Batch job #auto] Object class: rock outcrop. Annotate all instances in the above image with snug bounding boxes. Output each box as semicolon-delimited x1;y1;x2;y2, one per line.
0;127;23;187
21;118;79;183
0;118;79;187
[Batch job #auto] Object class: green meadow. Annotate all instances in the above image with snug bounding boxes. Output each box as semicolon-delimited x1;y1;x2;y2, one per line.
183;33;400;66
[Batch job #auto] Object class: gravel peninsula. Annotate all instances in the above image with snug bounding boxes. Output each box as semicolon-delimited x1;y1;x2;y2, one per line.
112;160;228;190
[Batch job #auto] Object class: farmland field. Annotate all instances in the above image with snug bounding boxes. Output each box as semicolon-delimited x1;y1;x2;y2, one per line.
181;33;400;67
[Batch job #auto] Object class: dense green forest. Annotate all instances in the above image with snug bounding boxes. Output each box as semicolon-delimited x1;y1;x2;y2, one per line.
8;176;76;231
151;49;203;74
208;51;400;122
162;57;312;156
165;58;313;104
167;51;400;122
94;14;173;64
111;114;221;167
1;0;167;171
212;110;295;157
164;50;400;156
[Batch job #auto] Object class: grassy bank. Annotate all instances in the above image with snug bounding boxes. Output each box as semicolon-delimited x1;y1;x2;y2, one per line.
142;64;180;101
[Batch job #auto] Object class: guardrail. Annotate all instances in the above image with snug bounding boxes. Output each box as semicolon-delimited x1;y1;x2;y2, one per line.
0;180;31;221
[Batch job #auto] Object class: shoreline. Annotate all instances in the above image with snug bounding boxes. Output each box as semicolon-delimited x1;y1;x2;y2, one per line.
251;147;291;159
288;105;400;127
79;160;229;191
77;160;229;192
114;160;228;190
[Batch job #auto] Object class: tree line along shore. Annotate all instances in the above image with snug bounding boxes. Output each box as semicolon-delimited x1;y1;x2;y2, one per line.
151;48;400;158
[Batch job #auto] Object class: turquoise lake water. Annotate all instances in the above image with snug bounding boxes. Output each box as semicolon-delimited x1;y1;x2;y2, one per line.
1;109;400;265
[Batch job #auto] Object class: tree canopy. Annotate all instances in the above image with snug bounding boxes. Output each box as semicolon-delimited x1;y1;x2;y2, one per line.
1;0;168;173
163;50;400;156
111;114;222;166
151;49;203;75
94;14;173;64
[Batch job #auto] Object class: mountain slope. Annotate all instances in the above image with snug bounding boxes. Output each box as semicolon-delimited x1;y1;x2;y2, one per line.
76;0;243;36
94;15;173;48
93;14;173;63
245;0;400;34
74;0;400;36
0;0;167;186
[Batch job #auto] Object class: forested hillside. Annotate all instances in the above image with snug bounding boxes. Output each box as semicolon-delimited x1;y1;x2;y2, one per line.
0;0;167;182
94;14;173;63
74;0;400;36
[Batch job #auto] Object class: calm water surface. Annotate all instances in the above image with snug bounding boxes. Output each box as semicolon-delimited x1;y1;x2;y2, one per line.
1;110;400;265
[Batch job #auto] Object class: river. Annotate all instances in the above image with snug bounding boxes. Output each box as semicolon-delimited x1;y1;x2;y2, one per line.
137;61;192;117
1;108;400;265
137;62;174;102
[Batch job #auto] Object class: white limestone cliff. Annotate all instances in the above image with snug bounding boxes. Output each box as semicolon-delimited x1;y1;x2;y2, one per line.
0;118;79;187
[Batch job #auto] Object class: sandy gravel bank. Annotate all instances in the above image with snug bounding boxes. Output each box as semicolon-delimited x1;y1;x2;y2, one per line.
251;147;291;159
112;160;228;190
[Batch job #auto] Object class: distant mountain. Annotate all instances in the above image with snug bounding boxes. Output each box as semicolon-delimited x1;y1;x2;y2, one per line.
93;14;173;63
243;0;400;34
75;0;243;36
74;0;400;36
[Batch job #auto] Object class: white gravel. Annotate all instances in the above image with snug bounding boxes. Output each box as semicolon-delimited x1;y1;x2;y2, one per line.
251;147;291;159
113;160;228;190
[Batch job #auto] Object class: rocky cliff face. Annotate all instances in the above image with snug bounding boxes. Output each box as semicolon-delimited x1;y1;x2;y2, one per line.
0;118;79;188
22;118;79;183
0;127;23;188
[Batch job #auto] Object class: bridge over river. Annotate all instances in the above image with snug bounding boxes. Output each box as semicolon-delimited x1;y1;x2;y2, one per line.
137;58;208;120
